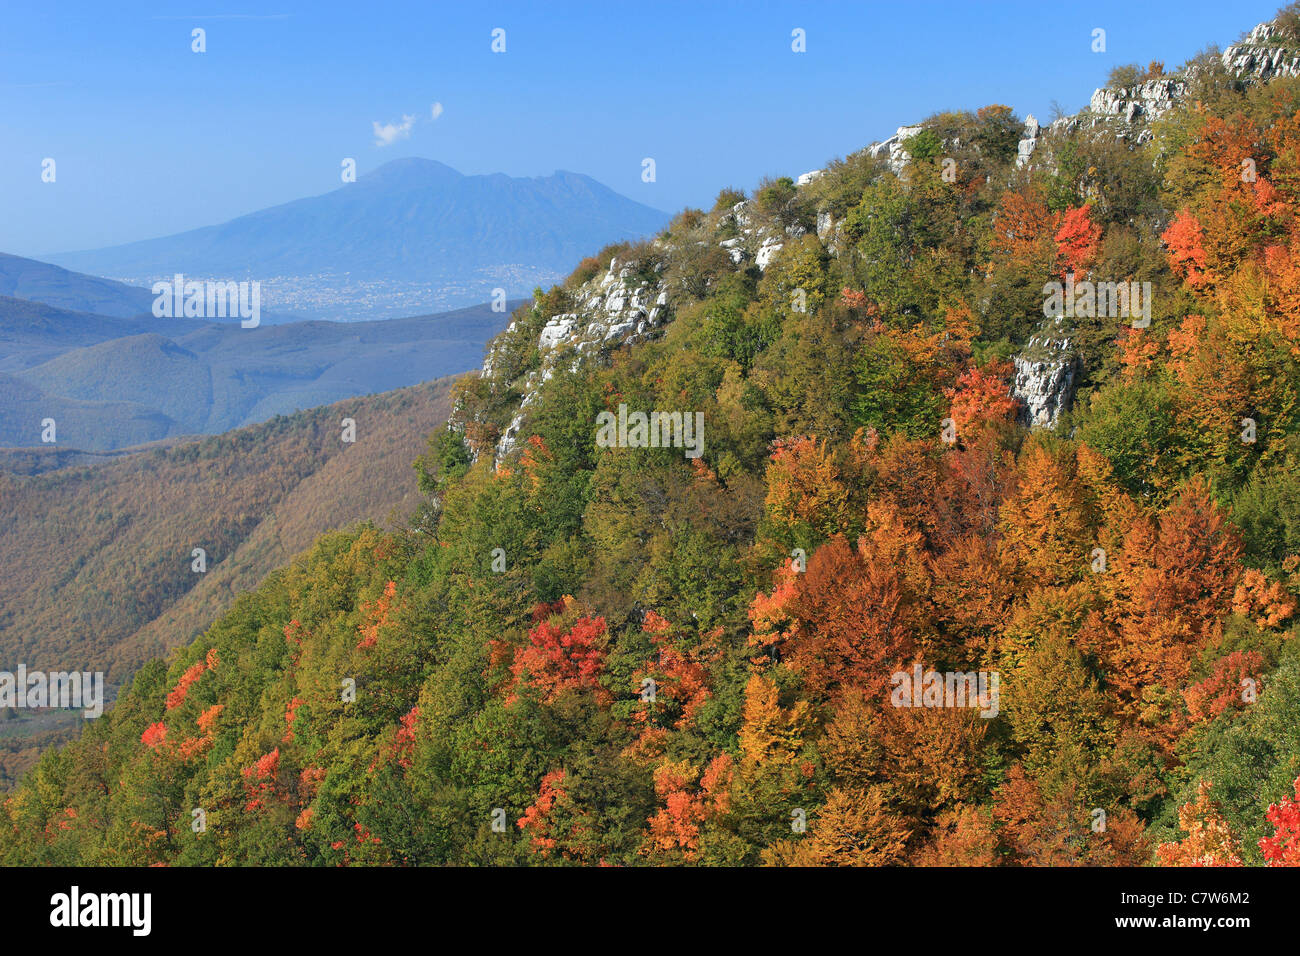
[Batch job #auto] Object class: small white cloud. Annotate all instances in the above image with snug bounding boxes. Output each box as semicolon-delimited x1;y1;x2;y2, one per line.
373;114;415;147
430;101;444;121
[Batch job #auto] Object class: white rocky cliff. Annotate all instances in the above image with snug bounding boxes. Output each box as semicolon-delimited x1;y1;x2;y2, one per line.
1012;322;1078;429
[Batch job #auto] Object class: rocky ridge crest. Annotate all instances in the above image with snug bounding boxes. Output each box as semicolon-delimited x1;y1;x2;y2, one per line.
464;12;1299;458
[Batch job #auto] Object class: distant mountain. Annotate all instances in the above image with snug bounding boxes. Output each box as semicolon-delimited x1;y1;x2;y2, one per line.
0;251;155;318
0;293;522;450
47;159;671;320
0;252;305;325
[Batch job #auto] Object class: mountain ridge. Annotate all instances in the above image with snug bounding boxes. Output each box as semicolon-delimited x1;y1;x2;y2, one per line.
0;293;524;450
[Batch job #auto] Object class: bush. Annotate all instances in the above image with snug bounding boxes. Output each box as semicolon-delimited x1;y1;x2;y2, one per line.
902;128;943;163
667;208;706;236
1272;3;1300;46
1232;443;1300;570
591;240;632;270
566;256;603;288
1107;64;1142;89
1106;62;1166;90
754;176;797;215
618;239;664;288
974;105;1023;165
713;187;746;211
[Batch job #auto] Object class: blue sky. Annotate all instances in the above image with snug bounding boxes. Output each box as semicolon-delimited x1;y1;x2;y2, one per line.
0;0;1284;257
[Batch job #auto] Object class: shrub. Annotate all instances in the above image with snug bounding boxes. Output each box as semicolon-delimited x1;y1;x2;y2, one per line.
566;256;602;288
754;176;797;215
902;128;943;163
713;187;746;211
1106;64;1142;89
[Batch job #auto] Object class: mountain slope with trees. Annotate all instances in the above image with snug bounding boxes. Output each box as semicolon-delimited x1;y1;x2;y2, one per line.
0;376;457;788
5;8;1300;867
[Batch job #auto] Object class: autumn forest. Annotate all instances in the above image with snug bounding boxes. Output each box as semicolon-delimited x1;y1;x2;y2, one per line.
6;9;1300;869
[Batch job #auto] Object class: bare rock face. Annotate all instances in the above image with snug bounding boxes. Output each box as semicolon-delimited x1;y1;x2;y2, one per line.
755;236;785;270
1012;321;1078;429
868;125;924;175
537;315;579;351
714;201;773;269
1026;76;1187;156
478;168;841;464
481;255;673;462
714;188;818;273
1089;78;1186;124
1015;114;1041;169
1016;15;1300;169
529;262;667;366
1222;23;1300;81
1079;78;1188;144
815;209;835;240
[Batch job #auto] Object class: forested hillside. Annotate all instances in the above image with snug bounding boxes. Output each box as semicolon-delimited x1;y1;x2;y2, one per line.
0;377;456;788
6;10;1300;866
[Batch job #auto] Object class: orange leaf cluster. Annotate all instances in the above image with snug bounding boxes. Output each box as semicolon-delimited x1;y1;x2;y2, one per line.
357;580;398;649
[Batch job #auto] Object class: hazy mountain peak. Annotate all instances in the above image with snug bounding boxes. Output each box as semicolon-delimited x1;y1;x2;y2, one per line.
46;161;669;320
357;157;466;189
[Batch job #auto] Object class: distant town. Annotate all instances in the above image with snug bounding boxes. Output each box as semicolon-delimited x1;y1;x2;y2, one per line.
110;265;559;321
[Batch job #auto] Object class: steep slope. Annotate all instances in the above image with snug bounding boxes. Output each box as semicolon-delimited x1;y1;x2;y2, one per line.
0;375;457;787
112;388;455;673
17;334;213;433
0;375;457;694
0;371;178;449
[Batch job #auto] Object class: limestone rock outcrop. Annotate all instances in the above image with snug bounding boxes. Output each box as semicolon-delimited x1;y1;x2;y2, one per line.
1222;22;1300;81
867;125;923;175
1012;321;1078;429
